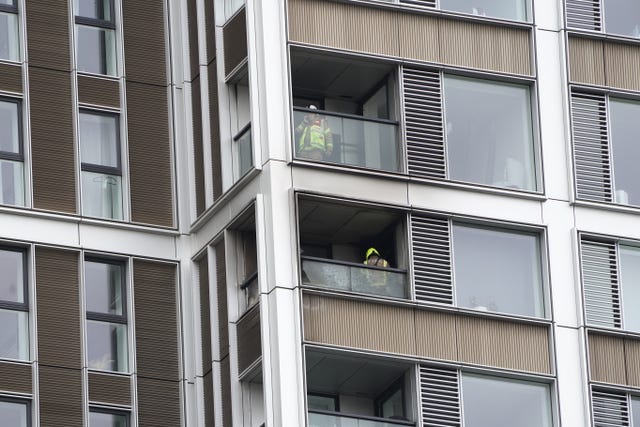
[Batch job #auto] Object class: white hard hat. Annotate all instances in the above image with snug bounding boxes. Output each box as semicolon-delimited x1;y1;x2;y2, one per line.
308;104;318;110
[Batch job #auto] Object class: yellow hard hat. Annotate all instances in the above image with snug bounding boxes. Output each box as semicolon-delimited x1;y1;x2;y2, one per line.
365;247;380;260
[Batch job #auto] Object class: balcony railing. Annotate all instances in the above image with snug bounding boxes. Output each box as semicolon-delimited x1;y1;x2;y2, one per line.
301;256;407;299
308;410;414;427
240;271;259;309
293;108;400;172
234;123;252;179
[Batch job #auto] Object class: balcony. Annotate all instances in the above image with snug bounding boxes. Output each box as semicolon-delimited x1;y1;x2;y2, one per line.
301;256;407;299
309;410;414;427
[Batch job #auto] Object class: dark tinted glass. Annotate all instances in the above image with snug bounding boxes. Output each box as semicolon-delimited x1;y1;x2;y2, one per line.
76;0;113;21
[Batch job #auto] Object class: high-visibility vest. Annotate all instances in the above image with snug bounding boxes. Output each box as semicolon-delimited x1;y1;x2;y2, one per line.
298;122;332;152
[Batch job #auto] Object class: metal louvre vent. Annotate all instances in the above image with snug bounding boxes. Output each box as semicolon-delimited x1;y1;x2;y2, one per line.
399;0;436;8
411;214;453;305
592;389;629;427
403;67;446;180
580;237;621;329
419;365;461;427
571;91;612;203
566;0;602;32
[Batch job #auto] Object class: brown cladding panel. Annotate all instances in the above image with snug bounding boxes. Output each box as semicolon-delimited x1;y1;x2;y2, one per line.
414;309;457;361
216;242;229;358
77;75;121;109
187;0;200;80
205;0;216;63
203;370;215;427
456;316;550;374
88;372;131;406
30;67;76;213
604;42;640;91
568;36;605;86
398;13;440;63
193;76;206;216
35;246;81;369
237;304;261;374
25;0;71;71
137;378;181;427
302;293;416;355
0;361;32;394
588;333;626;385
625;338;640;387
127;82;174;227
199;255;212;373
39;366;83;427
122;0;167;86
0;63;22;93
221;356;232;426
133;259;179;381
223;7;248;76
208;60;223;199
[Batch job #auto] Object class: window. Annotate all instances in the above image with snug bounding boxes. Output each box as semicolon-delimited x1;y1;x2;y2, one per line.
567;0;640;36
0;398;29;427
79;110;123;220
84;258;128;372
89;408;128;427
0;247;28;360
0;98;23;206
231;82;252;181
609;98;640;205
439;0;530;21
0;0;19;62
591;388;640;426
75;0;117;76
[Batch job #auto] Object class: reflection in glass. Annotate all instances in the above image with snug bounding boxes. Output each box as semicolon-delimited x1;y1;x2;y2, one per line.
76;25;117;76
90;411;128;427
603;0;640;37
452;225;543;317
0;100;19;154
440;0;529;21
85;261;123;315
79;113;119;168
0;160;24;206
462;374;551;427
610;99;640;206
0;309;28;360
619;246;640;332
76;0;113;20
87;320;127;372
632;397;640;426
0;400;28;427
0;248;23;303
0;12;19;62
444;76;536;191
82;172;123;220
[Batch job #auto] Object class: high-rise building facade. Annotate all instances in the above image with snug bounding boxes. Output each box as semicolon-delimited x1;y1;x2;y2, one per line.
1;0;640;426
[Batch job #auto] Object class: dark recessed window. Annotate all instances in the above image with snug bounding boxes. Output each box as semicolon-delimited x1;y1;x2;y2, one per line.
89;408;128;427
0;398;30;427
75;0;117;76
0;98;24;206
0;246;28;361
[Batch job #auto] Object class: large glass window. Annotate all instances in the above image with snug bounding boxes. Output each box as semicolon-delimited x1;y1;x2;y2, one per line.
75;0;117;76
444;75;537;191
633;397;640;426
609;98;640;206
603;0;640;37
0;98;24;206
89;409;128;427
79;111;123;220
0;399;29;427
440;0;530;21
85;259;128;373
618;245;640;332
452;224;544;317
0;247;28;361
0;0;19;62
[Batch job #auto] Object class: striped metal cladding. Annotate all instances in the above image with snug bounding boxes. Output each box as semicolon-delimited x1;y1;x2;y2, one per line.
604;43;640;92
25;0;71;71
192;76;206;216
88;372;131;407
204;0;216;63
399;0;436;7
39;366;83;427
0;63;22;93
137;378;181;427
403;68;446;180
566;0;602;32
216;242;229;358
223;7;248;77
410;214;453;305
568;37;605;86
208;60;223;200
589;333;626;385
592;389;629;427
221;356;232;426
580;237;621;328
187;0;200;80
415;310;457;360
0;361;32;394
199;256;212;374
204;370;215;427
571;91;612;203
625;339;640;388
419;365;461;427
77;75;120;109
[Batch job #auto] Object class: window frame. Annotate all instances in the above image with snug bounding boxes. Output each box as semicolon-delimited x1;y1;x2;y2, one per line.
0;97;23;162
0;396;31;427
74;0;116;29
78;109;122;177
89;406;129;427
0;1;18;16
74;0;117;76
0;245;28;313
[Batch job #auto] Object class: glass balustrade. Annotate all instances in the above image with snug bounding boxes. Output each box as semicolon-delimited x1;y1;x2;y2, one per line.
309;411;413;427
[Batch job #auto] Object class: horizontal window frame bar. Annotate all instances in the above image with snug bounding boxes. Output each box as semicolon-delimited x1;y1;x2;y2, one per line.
233;122;252;142
308;409;415;426
75;15;116;30
86;311;127;324
301;255;408;274
239;271;258;290
81;163;122;176
0;300;28;312
294;106;399;126
0;245;28;312
0;151;23;162
0;4;18;14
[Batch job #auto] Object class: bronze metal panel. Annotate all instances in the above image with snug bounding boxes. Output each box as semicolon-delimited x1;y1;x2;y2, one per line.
199;256;212;373
137;378;181;427
302;293;416;355
205;0;216;63
588;333;626;385
604;42;640;91
29;67;76;214
216;242;229;358
438;19;531;75
122;0;167;86
237;304;261;374
223;7;248;77
0;361;32;394
192;76;206;216
0;63;22;93
88;372;131;406
187;0;200;80
133;259;179;381
25;0;71;71
456;316;550;374
288;0;399;58
203;370;215;427
414;309;457;361
568;36;605;85
220;356;232;426
39;366;83;427
625;338;640;387
77;75;120;108
208;60;223;199
35;246;81;369
398;13;440;63
127;82;174;227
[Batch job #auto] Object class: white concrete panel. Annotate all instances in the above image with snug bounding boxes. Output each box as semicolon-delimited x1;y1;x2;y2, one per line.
536;29;571;202
533;0;562;31
0;211;79;247
554;326;589;427
575;205;640;241
79;223;177;259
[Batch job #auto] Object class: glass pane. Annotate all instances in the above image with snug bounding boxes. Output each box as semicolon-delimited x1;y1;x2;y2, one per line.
632;397;640;426
0;248;24;303
0;159;25;206
444;76;536;191
379;388;404;419
0;100;20;154
603;0;640;37
0;0;16;5
440;0;529;21
0;309;29;360
87;320;128;372
308;412;403;427
0;400;28;427
76;25;117;76
224;0;245;20
609;99;640;206
82;172;123;220
462;374;551;427
619;246;640;332
85;261;124;315
79;112;119;168
307;395;337;412
452;224;544;317
236;128;252;178
76;0;113;21
90;411;128;427
0;12;20;62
